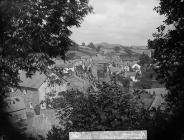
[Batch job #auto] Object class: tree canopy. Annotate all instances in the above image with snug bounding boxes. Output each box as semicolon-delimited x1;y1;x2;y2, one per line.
138;53;152;67
148;0;184;139
113;46;121;53
0;0;92;93
45;82;152;140
0;0;92;139
148;0;184;104
87;42;96;50
96;45;101;52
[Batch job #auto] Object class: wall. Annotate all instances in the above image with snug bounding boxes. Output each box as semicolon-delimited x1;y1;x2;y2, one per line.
7;88;39;109
38;80;67;103
8;109;27;123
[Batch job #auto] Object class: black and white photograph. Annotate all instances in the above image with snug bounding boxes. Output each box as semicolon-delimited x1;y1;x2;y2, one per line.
0;0;184;140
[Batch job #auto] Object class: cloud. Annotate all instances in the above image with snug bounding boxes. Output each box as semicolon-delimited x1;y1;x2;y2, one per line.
70;0;165;46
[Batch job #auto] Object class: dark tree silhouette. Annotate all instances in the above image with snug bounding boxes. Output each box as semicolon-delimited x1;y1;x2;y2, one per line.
96;45;101;52
148;0;184;139
87;42;96;50
45;82;152;140
0;0;92;93
113;46;121;53
0;0;92;139
138;53;152;67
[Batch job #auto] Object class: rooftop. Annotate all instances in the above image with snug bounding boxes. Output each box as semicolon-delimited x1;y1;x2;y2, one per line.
144;88;168;95
139;92;155;109
125;72;137;77
64;75;91;92
149;95;165;110
3;96;26;113
109;67;121;73
19;71;47;89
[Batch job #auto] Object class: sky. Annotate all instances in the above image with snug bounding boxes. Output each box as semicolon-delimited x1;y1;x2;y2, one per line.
70;0;165;46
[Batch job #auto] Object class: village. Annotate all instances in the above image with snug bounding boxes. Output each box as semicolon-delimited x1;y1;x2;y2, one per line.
2;43;168;138
1;0;183;139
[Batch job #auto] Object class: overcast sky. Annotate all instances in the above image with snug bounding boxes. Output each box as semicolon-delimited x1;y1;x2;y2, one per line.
70;0;165;46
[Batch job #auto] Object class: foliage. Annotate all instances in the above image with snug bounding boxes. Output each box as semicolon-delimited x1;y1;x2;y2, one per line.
148;0;184;104
46;82;153;138
138;53;152;67
96;45;101;52
68;42;79;51
87;42;96;50
148;0;184;139
45;126;69;140
113;46;121;53
123;48;133;56
133;68;157;89
0;0;92;94
45;80;174;140
115;74;131;89
133;77;153;89
0;0;92;139
81;42;85;46
65;52;76;60
97;64;108;79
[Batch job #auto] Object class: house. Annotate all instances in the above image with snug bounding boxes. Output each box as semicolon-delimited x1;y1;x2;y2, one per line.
144;88;168;96
120;55;139;66
109;67;122;75
132;64;141;72
135;90;155;110
124;65;130;72
6;71;67;111
149;94;165;110
144;88;168;110
124;72;139;82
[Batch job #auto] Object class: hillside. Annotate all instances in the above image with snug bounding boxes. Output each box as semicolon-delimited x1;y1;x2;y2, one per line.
96;42;147;49
66;42;151;60
95;42;149;55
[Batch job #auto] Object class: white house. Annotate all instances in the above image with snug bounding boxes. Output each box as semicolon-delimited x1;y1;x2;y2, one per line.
124;65;130;72
132;64;141;72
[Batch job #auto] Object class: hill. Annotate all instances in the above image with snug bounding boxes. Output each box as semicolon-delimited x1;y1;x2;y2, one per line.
95;42;149;55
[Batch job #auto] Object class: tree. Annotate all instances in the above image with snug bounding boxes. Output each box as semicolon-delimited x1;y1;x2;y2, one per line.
148;0;184;139
113;46;121;53
0;0;92;94
45;82;152;140
96;45;101;52
46;80;173;140
116;74;131;90
0;0;92;139
148;0;184;104
138;53;152;67
133;77;153;89
81;42;85;46
68;42;79;51
87;42;96;50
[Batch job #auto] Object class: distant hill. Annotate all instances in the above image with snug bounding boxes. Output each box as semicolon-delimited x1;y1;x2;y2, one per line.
95;42;147;49
95;42;149;55
68;42;151;59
